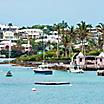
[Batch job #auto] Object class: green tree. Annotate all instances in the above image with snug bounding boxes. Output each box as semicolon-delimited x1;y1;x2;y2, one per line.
52;23;61;58
76;21;92;54
96;23;104;50
67;26;76;57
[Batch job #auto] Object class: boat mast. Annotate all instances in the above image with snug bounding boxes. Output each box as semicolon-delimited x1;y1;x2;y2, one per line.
57;25;60;59
8;23;12;64
9;38;11;63
42;27;47;64
27;34;30;55
42;32;44;64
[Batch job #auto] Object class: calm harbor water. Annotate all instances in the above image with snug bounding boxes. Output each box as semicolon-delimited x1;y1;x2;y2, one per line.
0;64;104;104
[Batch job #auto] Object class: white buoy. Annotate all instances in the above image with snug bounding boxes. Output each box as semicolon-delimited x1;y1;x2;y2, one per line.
32;88;36;91
69;84;72;87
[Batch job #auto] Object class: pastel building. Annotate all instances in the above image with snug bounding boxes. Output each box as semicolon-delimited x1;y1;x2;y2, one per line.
97;52;104;67
75;52;104;69
0;40;16;50
76;52;85;66
76;52;97;67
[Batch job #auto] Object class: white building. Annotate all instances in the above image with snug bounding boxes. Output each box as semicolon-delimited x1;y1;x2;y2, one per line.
35;32;61;43
0;24;19;41
19;29;43;39
0;24;18;32
0;40;17;50
21;44;32;52
3;31;17;40
97;52;104;67
76;52;85;66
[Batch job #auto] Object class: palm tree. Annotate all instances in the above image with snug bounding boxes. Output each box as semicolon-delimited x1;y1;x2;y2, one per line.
86;39;97;52
97;35;103;50
53;23;61;58
59;21;70;58
96;23;104;50
61;28;70;58
76;21;92;54
68;26;76;57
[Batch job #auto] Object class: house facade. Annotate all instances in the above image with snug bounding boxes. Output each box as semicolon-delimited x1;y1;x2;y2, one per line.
0;24;19;41
18;29;43;39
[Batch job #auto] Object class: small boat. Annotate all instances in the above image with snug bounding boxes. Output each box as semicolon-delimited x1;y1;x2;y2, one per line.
69;61;84;73
97;70;104;76
32;88;36;91
69;63;84;73
6;71;13;77
33;64;53;75
70;69;84;73
35;81;70;85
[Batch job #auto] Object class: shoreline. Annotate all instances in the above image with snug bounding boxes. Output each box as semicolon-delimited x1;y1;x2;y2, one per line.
0;61;103;71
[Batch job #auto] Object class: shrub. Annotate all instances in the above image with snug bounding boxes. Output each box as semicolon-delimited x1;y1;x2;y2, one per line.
86;50;101;56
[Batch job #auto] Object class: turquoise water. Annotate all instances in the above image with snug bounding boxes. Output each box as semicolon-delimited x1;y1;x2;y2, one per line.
0;64;104;104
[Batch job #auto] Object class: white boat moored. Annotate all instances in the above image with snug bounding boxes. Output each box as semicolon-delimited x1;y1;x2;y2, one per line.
33;64;53;75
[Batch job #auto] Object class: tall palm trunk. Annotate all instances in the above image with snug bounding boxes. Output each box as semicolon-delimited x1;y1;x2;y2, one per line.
82;39;85;55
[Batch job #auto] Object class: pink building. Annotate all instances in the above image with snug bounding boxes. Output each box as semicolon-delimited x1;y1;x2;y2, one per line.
97;52;104;68
76;52;97;69
76;52;85;66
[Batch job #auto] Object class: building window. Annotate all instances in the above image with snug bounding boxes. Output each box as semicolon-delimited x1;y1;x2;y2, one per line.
0;32;3;39
3;28;6;31
7;28;9;31
80;58;82;62
100;58;102;62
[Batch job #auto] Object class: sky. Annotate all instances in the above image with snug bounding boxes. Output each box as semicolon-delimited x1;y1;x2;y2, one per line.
0;0;104;27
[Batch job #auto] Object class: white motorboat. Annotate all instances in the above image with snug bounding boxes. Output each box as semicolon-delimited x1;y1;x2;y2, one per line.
33;64;53;75
69;62;84;73
70;68;84;73
97;70;104;76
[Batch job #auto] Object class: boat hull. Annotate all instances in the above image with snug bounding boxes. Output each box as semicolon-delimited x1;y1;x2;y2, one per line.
70;70;84;73
6;74;12;77
5;71;13;77
35;82;70;85
34;70;52;75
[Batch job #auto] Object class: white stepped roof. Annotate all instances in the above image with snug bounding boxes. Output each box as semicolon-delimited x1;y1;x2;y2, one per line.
76;52;84;58
99;52;104;57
